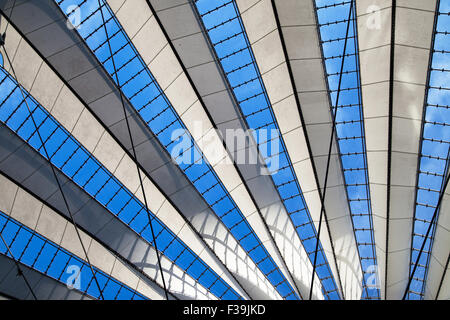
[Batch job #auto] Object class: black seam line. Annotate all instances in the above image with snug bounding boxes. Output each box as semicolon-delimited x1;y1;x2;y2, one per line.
296;90;329;94
115;14;152;54
95;0;169;300
0;125;171;295
0;6;237;302
185;0;303;300
306;152;347;159
2;0;69;37
193;85;233;99
33;37;86;63
360;80;390;87
0;41;105;300
150;0;298;300
0;166;177;301
435;253;450;299
308;0;349;300
386;0;396;299
311;0;360;300
408;0;441;301
301;184;344;197
45;41;168;87
169;30;203;43
53;0;247;301
289;57;323;62
0;127;24;165
358;44;391;53
246;27;278;47
1;0;105;300
393;79;427;87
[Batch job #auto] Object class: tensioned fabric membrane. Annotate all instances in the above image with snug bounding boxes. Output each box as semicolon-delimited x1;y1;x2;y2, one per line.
0;0;448;300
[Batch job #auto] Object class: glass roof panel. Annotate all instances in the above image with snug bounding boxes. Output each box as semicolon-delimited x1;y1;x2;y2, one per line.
0;66;240;300
314;0;380;300
408;0;450;300
0;211;147;300
55;0;298;300
193;0;340;299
